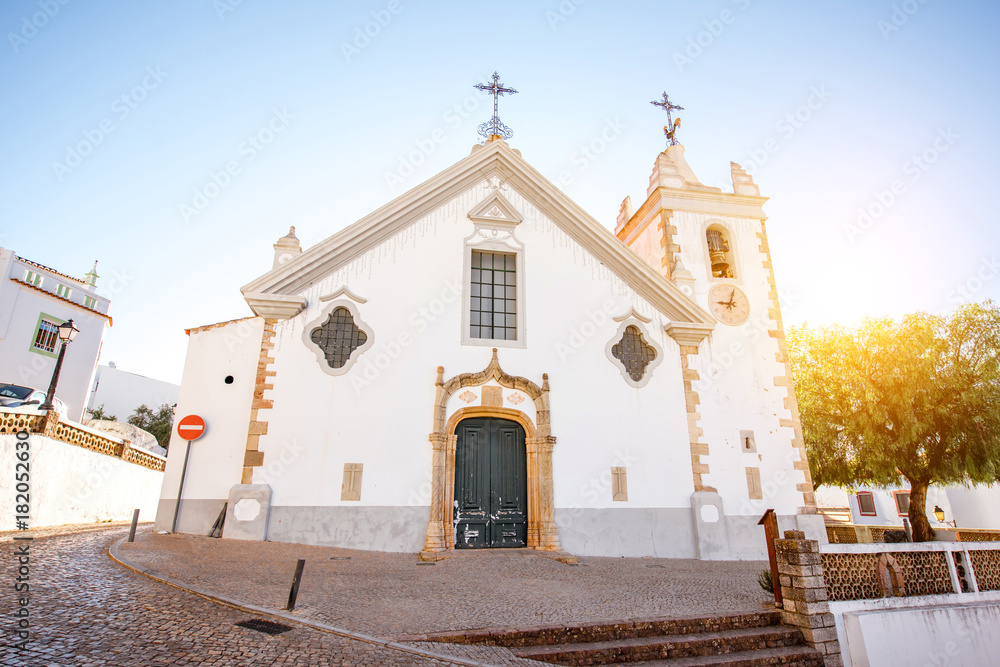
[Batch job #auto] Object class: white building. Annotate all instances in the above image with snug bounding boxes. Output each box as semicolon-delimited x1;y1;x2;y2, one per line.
817;484;1000;531
155;135;824;559
88;363;180;422
0;248;111;422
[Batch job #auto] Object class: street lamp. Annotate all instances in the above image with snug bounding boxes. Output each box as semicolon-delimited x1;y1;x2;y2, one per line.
933;505;957;528
39;319;80;412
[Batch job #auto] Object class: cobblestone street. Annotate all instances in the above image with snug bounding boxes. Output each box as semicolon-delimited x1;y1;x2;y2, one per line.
1;528;479;667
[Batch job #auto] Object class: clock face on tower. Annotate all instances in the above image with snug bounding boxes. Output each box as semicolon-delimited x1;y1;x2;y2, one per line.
709;284;750;325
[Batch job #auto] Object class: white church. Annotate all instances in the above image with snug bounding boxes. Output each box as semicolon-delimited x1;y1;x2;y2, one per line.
156;89;824;560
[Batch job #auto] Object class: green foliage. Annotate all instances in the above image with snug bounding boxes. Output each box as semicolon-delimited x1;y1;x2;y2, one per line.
787;302;1000;541
757;568;774;594
128;403;174;451
86;404;117;421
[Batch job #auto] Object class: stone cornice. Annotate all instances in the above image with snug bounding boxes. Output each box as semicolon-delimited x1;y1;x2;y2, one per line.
617;186;770;244
665;321;715;346
243;292;306;319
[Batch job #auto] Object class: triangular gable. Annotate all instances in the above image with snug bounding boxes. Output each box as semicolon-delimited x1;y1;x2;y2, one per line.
241;140;715;329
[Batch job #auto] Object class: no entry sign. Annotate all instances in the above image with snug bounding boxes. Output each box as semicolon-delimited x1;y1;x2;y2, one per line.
176;414;206;441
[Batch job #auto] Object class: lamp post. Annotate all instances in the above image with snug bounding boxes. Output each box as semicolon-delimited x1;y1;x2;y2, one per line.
39;319;80;412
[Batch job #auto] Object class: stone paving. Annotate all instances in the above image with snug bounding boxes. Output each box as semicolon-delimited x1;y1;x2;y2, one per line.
117;531;772;638
0;527;488;667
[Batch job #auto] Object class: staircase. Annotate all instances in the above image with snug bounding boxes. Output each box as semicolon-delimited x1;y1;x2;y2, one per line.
412;611;825;666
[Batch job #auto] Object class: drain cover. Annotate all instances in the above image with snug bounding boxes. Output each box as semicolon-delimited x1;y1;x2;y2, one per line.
329;556;351;560
236;619;293;635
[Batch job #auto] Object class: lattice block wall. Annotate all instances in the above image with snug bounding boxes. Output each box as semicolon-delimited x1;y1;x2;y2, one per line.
970;550;1000;591
895;552;952;597
823;552;880;601
0;412;43;434
822;551;953;601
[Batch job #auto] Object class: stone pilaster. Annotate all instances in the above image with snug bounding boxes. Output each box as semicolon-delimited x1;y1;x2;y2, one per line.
679;345;713;493
527;435;560;551
775;530;842;667
242;319;276;485
422;433;452;555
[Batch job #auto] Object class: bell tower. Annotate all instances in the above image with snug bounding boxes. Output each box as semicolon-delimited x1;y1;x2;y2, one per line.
615;97;822;557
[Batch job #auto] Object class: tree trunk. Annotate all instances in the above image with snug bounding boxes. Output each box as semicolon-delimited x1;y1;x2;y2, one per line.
908;481;935;542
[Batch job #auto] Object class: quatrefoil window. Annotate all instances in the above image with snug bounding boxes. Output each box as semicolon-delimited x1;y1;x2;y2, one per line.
612;326;657;383
310;307;368;369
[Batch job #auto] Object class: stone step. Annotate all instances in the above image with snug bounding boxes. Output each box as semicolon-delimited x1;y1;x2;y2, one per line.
399;612;783;648
623;645;826;666
511;625;806;665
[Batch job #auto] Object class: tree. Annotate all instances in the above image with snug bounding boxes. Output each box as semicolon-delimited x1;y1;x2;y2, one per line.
128;403;175;451
86;404;117;421
787;302;1000;542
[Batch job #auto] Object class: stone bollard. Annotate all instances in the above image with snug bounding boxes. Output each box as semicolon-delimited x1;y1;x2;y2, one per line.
774;530;842;667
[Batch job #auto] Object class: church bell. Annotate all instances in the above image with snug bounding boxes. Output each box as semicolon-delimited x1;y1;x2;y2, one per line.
706;229;730;277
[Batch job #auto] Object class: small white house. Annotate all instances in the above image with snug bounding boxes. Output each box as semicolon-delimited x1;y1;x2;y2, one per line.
88;363;180;422
156;136;825;559
0;248;111;422
817;484;1000;531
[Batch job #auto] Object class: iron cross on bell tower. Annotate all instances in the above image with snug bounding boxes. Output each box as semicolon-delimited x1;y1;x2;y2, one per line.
475;71;518;140
651;92;684;147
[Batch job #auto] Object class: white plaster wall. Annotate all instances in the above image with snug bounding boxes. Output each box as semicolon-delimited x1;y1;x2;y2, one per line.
156;318;263;510
254;181;696;518
671;211;808;520
945;484;1000;530
87;364;180;421
0;432;163;529
836;601;1000;667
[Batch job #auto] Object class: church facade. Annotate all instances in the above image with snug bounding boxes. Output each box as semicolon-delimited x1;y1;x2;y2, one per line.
155;135;824;559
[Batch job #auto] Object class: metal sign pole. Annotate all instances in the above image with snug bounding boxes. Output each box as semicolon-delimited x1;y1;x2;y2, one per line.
171;440;192;534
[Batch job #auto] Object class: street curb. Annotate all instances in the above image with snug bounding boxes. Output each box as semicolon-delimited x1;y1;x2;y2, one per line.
107;536;497;667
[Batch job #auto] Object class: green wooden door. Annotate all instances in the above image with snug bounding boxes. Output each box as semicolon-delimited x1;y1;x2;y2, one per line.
454;417;527;548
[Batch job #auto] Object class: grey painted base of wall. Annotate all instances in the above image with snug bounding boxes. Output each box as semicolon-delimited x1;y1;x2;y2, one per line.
557;509;822;560
153;498;227;535
556;508;699;558
153;500;822;560
267;505;431;553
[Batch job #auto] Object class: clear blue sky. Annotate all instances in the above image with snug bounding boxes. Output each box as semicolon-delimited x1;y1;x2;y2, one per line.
2;1;998;383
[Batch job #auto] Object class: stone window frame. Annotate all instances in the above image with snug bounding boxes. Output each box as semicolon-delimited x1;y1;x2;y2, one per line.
702;218;744;284
605;318;663;389
302;299;374;377
460;195;527;350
